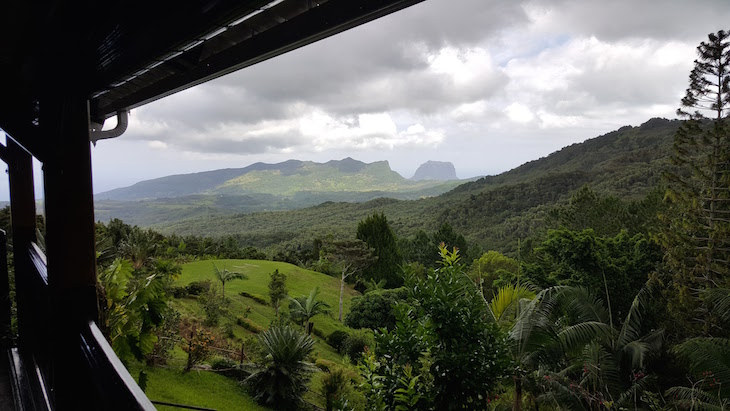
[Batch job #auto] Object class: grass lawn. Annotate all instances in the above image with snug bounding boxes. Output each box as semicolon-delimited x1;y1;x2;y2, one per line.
129;364;271;411
174;259;360;339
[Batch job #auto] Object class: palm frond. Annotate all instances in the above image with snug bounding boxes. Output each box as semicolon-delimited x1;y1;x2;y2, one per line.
702;288;730;322
614;374;657;410
673;337;730;385
561;287;610;324
491;284;536;324
558;321;614;354
666;386;727;411
618;283;653;348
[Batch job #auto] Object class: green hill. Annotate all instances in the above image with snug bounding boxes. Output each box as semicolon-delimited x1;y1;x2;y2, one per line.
154;118;679;254
173;259;358;339
94;158;471;226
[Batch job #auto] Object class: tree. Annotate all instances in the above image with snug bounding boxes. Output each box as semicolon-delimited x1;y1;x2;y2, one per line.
432;222;468;258
211;262;247;298
509;285;661;411
324;239;376;321
660;29;730;337
357;212;403;288
470;250;519;300
268;269;288;318
344;287;407;331
244;325;316;409
98;258;169;364
288;287;330;335
370;246;511;410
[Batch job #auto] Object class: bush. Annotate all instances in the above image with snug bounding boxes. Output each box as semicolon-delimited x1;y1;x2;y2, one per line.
312;326;326;340
321;368;350;411
222;323;235;339
211;356;237;370
199;287;224;326
315;358;338;372
244;325;315;409
186;280;212;296
327;330;350;353
344;287;407;331
183;329;214;372
342;329;373;361
170;286;188;298
239;290;268;305
237;317;264;334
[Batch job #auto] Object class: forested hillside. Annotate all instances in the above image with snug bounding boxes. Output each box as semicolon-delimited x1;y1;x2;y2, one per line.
156;118;679;254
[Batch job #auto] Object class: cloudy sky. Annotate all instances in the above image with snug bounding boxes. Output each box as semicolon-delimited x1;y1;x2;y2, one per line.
3;0;730;199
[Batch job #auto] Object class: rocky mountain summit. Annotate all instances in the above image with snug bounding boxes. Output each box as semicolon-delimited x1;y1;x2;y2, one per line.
411;161;458;181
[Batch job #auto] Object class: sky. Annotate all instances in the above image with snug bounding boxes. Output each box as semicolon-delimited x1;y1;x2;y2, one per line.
2;0;729;200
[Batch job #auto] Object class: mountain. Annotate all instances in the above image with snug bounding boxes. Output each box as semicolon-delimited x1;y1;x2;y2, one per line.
411;161;458;181
152;118;680;254
94;157;473;225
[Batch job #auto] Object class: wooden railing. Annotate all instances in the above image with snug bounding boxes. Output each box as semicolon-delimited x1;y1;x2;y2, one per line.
4;239;156;410
78;321;156;410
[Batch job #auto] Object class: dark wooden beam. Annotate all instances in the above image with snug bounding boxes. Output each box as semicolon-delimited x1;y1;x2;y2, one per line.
93;0;424;117
5;136;37;346
40;94;99;408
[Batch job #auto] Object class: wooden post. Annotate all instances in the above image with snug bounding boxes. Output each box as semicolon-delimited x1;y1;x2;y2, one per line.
0;229;10;346
41;94;100;408
6;137;37;347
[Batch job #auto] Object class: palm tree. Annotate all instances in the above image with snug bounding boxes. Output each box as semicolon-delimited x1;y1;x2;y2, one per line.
666;288;730;411
212;262;246;298
244;325;316;409
289;287;330;335
528;285;663;411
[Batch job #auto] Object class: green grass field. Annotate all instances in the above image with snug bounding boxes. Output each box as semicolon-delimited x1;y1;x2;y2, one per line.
174;259;360;340
130;364;270;411
148;259;362;409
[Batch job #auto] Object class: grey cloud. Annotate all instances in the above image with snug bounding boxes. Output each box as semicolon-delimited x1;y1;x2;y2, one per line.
530;0;730;42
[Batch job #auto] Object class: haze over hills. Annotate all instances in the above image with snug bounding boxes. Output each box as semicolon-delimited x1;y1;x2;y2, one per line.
94;158;470;225
150;118;680;254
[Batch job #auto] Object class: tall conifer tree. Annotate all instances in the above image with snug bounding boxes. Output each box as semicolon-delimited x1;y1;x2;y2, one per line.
661;30;730;336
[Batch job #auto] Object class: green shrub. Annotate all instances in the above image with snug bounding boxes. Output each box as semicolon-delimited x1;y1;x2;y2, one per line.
244;325;315;409
312;326;326;339
170;286;188;298
315;358;337;372
344;287;407;331
199;286;224;326
211;356;237;370
239;290;268;305
326;330;350;353
222;323;235;339
237;317;264;334
186;280;212;296
342;329;373;361
322;368;350;411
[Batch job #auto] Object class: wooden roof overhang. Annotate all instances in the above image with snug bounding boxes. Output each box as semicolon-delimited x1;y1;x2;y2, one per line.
0;0;424;158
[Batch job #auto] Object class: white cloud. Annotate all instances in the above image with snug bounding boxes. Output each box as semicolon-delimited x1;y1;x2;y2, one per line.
504;103;535;123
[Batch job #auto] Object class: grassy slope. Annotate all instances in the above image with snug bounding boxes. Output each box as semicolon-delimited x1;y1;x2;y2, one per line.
175;259;359;339
129;364;270;411
136;259;361;410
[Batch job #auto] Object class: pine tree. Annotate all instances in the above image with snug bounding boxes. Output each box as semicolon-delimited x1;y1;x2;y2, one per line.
661;30;730;336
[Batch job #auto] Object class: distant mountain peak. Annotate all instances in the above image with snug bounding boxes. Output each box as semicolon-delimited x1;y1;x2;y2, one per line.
411;161;458;181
